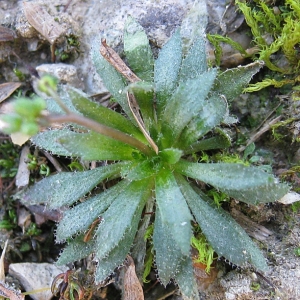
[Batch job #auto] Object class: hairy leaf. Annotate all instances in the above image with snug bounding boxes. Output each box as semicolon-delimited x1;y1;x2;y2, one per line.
174;255;199;300
22;163;123;208
155;169;193;255
177;93;228;149
154;30;182;117
179;37;207;83
95;179;153;260
175;160;289;205
212;61;264;102
31;129;73;157
95;225;137;283
59;131;136;161
56;180;130;241
56;235;95;265
180;0;208;54
161;69;217;147
122;159;161;181
153;207;187;286
124;16;154;82
68;87;146;142
91;39;134;119
126;81;155;131
159;148;182;164
184;129;231;155
176;174;268;271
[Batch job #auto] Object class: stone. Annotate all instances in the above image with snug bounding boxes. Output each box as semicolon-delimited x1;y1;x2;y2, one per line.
36;63;84;89
9;263;68;300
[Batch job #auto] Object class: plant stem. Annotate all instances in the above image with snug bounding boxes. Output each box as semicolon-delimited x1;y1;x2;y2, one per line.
45;113;153;156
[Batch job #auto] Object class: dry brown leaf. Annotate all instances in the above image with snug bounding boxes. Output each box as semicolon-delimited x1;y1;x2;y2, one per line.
0;282;24;300
0;82;22;103
123;256;144;300
100;39;141;83
230;208;273;241
127;92;158;154
0;25;16;42
23;2;64;44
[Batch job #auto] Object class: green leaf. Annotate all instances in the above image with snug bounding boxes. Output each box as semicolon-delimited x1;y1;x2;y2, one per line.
95;225;136;283
174;255;199;300
161;70;217;147
159;148;182;164
243;142;256;160
180;0;208;54
184;129;231;155
31;129;73;157
175;160;289;205
154;29;182;117
153;207;187;286
58;131;136;161
179;37;207;83
68;87;146;142
176;93;228;149
126;81;155;131
122;158;161;181
45;84;79;114
22;163;123;208
91;39;133;119
175;174;269;271
56;180;130;241
155;169;193;255
94;180;153;283
124;16;154;82
56;235;95;265
95;179;153;260
212;61;264;102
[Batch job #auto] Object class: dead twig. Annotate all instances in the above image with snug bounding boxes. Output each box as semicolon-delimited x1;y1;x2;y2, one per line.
238;115;282;152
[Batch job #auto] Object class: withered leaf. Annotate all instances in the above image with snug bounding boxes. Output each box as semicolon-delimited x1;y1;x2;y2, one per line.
0;25;16;42
127;92;158;154
100;39;141;83
0;82;22;103
23;2;64;44
123;256;144;300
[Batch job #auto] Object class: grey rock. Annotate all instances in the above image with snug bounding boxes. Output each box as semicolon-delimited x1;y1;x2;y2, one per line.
9;263;68;300
36;63;84;89
219;270;252;299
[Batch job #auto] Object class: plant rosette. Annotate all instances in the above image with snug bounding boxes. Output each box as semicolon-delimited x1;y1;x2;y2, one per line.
16;15;288;299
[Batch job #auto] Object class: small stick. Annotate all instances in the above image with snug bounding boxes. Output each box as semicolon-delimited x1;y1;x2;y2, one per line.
41;150;64;172
45;113;152;155
238;115;282;152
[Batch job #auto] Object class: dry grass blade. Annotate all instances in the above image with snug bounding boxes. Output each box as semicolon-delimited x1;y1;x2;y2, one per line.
0;82;22;103
127;92;158;154
23;2;64;44
100;39;141;83
123;256;144;300
0;241;24;300
0;25;16;42
0;240;8;282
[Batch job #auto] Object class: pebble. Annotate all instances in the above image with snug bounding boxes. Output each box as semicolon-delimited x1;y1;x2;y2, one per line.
36;63;84;89
9;263;68;300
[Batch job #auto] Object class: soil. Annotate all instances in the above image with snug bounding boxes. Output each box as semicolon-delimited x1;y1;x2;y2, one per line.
1;1;300;300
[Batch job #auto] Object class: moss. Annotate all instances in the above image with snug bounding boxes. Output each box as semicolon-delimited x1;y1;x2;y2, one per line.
209;1;300;91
